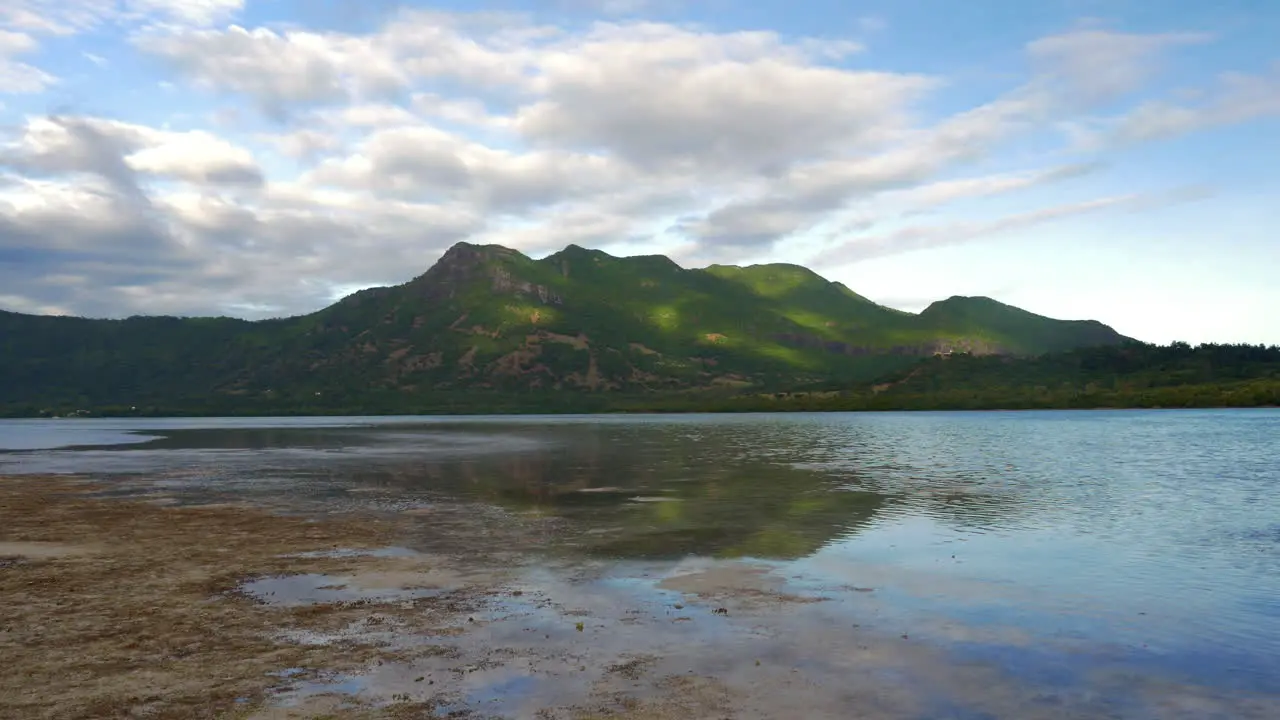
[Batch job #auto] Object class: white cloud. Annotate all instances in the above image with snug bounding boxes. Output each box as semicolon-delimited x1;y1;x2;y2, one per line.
0;30;55;93
0;173;180;307
328;103;419;128
126;130;262;185
0;293;69;315
306;124;630;213
468;210;637;254
133;25;409;116
0;30;38;55
411;93;509;128
0;10;1265;319
899;163;1097;210
2;117;154;206
0;115;267;320
138;15;909;178
0;166;483;318
1092;62;1280;145
1;0;243;35
256;129;343;160
1;0;247;94
0;1;117;35
816;186;1211;265
557;0;660;14
3;116;262;186
819;194;1139;264
1054;60;1280;154
1028;28;1211;106
133;11;563;117
514;23;905;175
679;85;1061;249
0;59;54;93
125;0;244;28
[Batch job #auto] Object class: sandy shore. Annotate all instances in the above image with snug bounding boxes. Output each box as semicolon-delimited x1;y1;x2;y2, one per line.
0;475;758;720
7;474;1277;720
0;475;466;718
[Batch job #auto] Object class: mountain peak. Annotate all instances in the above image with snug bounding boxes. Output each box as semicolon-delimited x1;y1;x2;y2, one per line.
422;242;530;277
437;241;521;264
547;244;614;261
398;242;529;301
927;295;1003;307
920;295;1043;322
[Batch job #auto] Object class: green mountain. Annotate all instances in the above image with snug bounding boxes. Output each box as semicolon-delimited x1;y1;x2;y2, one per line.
0;242;1131;415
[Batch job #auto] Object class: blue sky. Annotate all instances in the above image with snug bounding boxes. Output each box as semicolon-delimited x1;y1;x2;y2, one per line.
0;0;1276;344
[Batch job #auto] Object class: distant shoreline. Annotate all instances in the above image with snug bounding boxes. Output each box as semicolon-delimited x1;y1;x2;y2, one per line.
3;403;1277;420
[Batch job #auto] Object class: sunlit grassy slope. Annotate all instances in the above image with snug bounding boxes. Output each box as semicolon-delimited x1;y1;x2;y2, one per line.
0;242;1131;413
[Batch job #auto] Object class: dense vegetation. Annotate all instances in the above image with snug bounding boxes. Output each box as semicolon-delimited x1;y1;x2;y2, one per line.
4;342;1275;418
8;242;1261;418
642;342;1280;413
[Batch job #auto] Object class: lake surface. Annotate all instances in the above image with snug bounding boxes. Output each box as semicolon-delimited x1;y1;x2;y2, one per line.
3;409;1279;718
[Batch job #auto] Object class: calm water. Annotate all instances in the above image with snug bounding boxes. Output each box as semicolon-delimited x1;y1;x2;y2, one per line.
3;410;1278;716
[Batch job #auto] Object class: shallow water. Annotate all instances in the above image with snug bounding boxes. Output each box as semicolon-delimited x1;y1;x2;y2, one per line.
3;409;1279;717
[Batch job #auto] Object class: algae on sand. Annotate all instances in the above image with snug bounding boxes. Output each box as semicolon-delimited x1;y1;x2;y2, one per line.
0;476;485;719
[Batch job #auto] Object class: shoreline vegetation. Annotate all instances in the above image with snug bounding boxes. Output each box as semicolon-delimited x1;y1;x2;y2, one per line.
4;342;1278;418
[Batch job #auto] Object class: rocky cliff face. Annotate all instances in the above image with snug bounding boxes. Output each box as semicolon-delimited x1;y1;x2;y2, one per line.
404;243;562;305
404;242;506;301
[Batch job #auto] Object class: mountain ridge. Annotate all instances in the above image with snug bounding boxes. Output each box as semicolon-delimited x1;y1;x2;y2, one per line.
0;242;1133;413
1;242;1113;328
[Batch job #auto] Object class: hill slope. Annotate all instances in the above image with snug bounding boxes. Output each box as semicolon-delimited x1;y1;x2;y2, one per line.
0;242;1131;414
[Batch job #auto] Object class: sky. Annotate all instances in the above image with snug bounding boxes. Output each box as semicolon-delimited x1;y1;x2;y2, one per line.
0;0;1276;344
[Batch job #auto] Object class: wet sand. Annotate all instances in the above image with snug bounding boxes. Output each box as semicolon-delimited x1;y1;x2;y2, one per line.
5;474;1279;720
0;475;480;718
0;475;770;719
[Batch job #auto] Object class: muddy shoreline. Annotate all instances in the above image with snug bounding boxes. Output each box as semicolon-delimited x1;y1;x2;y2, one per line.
0;475;471;718
5;472;1280;720
0;475;771;719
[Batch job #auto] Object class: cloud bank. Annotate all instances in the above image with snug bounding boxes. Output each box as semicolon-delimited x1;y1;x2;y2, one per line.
0;4;1274;318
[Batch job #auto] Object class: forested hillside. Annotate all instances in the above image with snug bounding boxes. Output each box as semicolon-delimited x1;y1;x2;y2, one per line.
0;242;1134;416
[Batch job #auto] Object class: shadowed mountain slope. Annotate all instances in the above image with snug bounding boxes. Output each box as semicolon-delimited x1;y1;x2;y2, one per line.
0;242;1130;412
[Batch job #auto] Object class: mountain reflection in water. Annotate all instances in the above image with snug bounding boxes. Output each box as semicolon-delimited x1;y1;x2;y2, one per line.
3;410;1279;709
